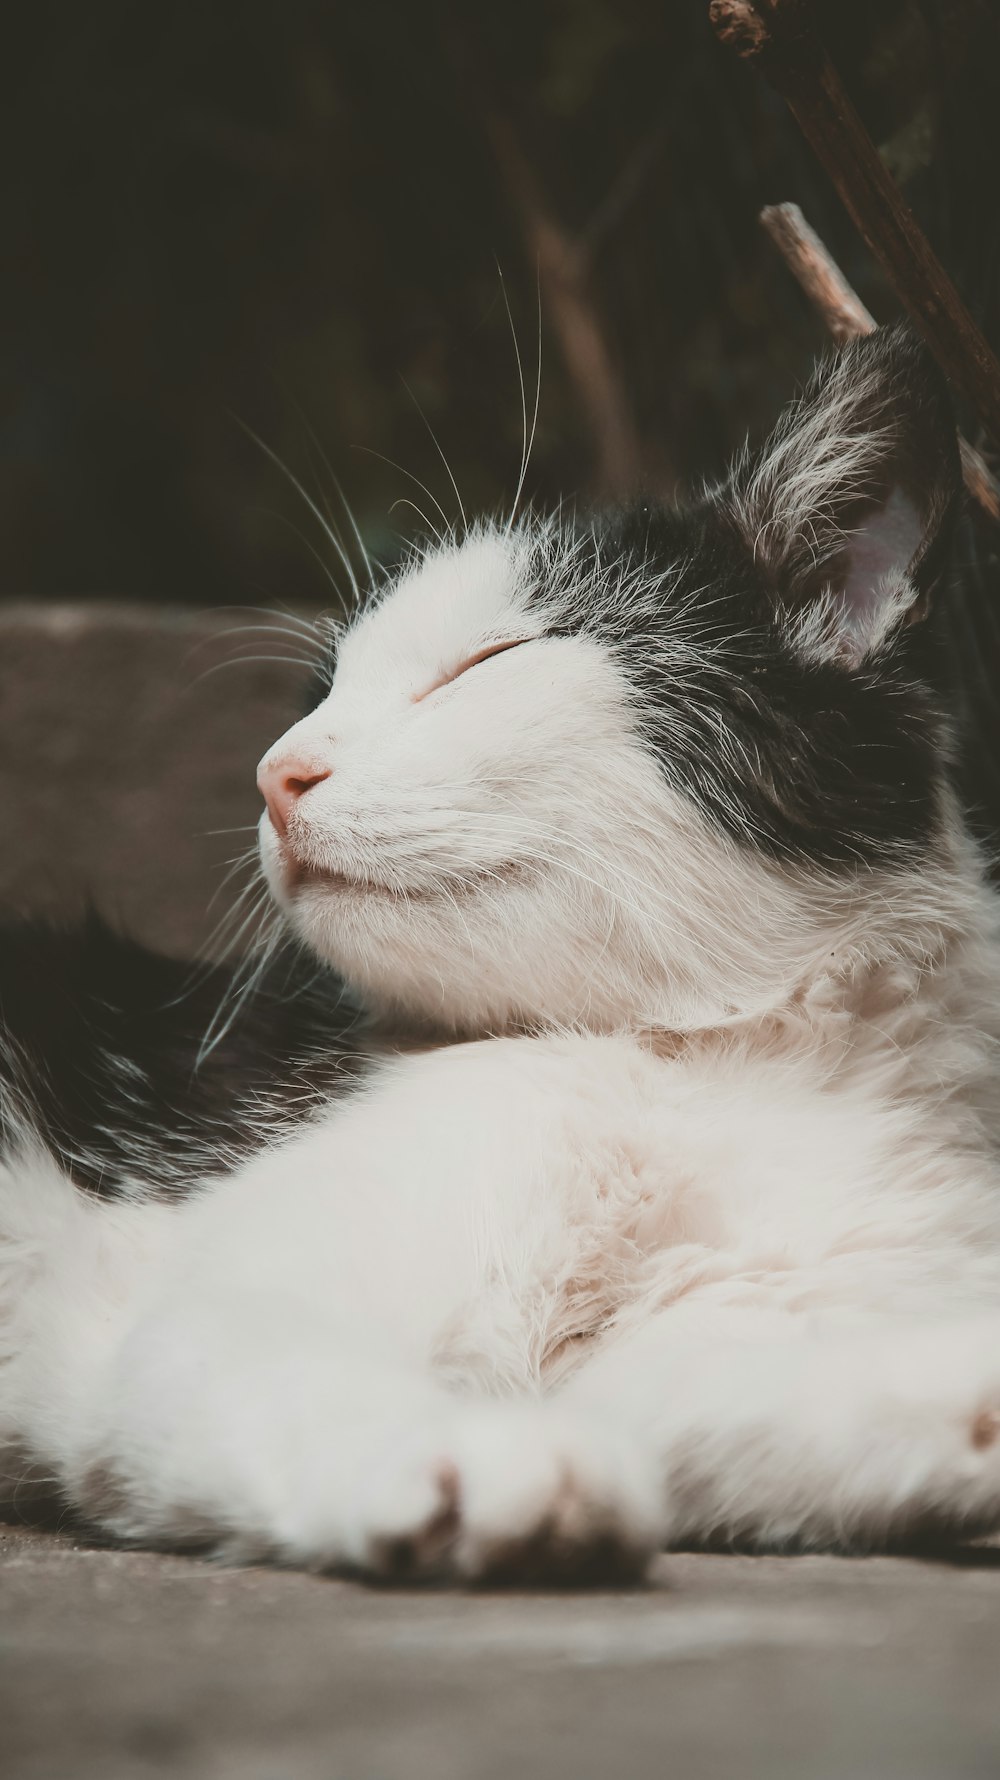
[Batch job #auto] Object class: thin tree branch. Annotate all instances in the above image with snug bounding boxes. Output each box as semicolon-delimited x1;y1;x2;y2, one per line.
442;11;647;498
480;107;645;499
759;202;876;340
576;119;669;271
710;0;1000;455
760;201;1000;524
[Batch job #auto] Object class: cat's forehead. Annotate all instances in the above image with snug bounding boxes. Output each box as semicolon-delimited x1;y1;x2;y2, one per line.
340;530;540;687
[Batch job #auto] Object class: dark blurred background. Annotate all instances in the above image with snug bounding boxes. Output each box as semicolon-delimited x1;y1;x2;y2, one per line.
4;0;1000;614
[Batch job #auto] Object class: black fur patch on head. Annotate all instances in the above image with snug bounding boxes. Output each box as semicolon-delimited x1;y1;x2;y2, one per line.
534;327;963;868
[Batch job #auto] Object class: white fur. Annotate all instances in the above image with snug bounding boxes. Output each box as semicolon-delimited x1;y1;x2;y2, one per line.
4;519;1000;1581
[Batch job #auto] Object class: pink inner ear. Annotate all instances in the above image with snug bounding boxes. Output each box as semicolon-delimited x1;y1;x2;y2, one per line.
841;485;924;628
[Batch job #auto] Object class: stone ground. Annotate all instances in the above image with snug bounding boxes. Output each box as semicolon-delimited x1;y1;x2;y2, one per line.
3;607;1000;1777
5;1522;1000;1778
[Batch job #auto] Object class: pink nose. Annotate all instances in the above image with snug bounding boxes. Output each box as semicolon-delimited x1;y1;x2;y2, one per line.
257;757;331;838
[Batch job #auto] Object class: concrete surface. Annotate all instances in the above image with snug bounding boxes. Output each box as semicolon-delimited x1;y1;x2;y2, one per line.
0;603;312;957
3;606;1000;1778
5;1523;1000;1779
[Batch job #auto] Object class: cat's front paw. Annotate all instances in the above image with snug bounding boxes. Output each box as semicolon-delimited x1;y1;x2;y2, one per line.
352;1405;665;1586
452;1405;665;1585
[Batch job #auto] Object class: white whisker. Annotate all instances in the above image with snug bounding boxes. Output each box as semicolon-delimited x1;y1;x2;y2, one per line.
232;416;361;604
355;444;450;542
400;376;467;534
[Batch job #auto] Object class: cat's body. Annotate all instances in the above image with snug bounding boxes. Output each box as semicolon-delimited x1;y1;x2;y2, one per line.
4;327;1000;1580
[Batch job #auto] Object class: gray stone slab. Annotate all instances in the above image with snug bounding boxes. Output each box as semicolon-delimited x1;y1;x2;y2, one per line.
0;604;312;954
3;1525;1000;1780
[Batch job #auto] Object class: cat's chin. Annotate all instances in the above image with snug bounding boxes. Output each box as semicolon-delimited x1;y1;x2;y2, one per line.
265;831;535;910
282;857;401;898
259;820;393;905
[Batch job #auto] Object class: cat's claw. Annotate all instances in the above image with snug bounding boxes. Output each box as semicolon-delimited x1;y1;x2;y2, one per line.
358;1454;462;1581
350;1406;664;1586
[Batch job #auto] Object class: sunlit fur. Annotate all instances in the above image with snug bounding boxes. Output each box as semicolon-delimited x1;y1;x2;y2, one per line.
4;328;1000;1580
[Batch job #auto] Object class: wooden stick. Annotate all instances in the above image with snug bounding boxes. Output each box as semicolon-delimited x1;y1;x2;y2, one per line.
759;202;875;339
710;0;1000;457
442;11;647;498
480;106;645;498
760;202;1000;524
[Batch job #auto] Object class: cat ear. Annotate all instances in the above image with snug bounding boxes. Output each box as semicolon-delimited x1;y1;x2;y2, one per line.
723;326;962;668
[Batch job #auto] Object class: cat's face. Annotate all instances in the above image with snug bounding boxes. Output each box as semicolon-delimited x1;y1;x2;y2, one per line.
257;329;963;1033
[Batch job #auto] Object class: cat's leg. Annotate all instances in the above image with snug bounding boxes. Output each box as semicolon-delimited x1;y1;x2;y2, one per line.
8;1035;668;1580
58;1294;667;1582
60;1282;662;1580
68;1288;464;1572
558;1300;1000;1549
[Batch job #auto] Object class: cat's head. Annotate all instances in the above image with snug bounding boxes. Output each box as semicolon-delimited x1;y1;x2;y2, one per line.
257;326;965;1034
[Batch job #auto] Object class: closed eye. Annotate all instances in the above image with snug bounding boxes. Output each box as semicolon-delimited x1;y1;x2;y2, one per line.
413;637;531;703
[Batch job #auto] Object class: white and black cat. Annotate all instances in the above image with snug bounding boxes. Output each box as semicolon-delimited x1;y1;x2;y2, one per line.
3;325;1000;1583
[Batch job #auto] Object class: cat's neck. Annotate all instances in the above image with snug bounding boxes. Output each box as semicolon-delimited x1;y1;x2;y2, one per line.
640;850;1000;1141
359;809;1000;1124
